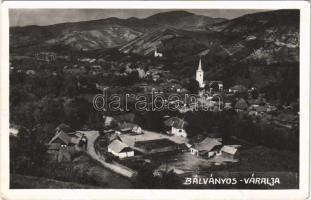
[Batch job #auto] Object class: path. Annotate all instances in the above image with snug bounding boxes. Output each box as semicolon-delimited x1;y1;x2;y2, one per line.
81;131;137;179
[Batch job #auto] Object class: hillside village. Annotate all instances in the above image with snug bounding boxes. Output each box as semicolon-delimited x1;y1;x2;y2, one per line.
9;9;299;189
34;55;298;182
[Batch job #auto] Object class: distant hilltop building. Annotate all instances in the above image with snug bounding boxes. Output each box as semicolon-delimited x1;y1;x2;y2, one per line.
154;47;163;58
34;52;56;62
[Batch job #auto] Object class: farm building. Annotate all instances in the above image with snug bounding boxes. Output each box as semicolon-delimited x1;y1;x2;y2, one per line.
190;137;222;158
47;131;81;162
118;121;142;134
164;117;188;137
48;131;79;147
108;140;134;159
134;138;182;154
220;145;238;158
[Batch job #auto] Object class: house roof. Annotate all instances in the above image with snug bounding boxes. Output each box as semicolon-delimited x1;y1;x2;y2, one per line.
47;143;61;150
49;132;71;145
192;137;222;152
221;145;238;155
55;123;73;133
235;98;248;110
230;85;248;93
275;113;298;123
254;106;266;113
164;117;187;129
248;98;264;105
109;133;121;142
108;140;132;153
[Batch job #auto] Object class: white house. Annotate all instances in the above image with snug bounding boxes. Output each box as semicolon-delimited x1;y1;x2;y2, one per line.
154;47;163;57
108;140;134;158
190;137;222;158
164;117;188;137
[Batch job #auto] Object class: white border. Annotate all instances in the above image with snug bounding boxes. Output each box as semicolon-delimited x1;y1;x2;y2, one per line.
0;1;310;200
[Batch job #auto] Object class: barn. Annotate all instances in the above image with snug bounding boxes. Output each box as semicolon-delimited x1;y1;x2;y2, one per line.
108;140;134;159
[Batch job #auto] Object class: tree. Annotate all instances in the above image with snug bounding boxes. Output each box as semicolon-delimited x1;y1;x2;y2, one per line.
186;78;199;94
158;170;183;189
10;127;48;175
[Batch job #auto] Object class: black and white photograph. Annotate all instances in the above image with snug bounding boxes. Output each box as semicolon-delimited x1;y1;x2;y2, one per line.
1;1;310;199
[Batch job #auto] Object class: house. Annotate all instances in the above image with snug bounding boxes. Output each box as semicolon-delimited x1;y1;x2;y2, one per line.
55;123;73;133
154;47;163;57
132;125;142;134
220;145;238;158
48;131;79;147
47;130;81;162
190;137;222;158
108;140;134;158
118;121;142;134
235;98;248;112
229;85;248;94
10;124;20;137
272;113;299;129
164;117;188;137
103;115;115;127
248;105;267;116
224;102;232;110
26;70;36;75
152;74;160;82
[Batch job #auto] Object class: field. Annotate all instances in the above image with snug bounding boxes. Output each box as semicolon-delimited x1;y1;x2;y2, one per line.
153;145;298;174
10;174;100;189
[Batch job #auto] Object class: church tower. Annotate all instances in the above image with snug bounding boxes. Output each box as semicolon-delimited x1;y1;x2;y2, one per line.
196;58;205;88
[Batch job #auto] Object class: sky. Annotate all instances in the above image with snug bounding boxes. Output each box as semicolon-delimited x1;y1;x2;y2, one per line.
9;9;268;27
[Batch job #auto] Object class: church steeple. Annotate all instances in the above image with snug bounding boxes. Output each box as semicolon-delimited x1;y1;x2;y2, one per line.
196;57;205;88
197;57;203;72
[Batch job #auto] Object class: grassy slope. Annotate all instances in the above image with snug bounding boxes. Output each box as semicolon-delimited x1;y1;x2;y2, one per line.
10;174;100;189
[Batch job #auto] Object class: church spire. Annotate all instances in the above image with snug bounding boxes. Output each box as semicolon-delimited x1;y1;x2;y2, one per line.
196;57;205;89
197;57;203;71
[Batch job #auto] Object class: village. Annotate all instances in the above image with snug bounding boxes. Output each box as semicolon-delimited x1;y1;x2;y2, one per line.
8;8;301;190
38;51;299;182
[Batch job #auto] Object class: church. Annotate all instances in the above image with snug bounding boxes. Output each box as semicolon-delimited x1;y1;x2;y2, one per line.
196;58;205;89
195;57;223;96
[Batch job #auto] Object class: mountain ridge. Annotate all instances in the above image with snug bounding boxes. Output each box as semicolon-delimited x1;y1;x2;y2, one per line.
10;10;226;51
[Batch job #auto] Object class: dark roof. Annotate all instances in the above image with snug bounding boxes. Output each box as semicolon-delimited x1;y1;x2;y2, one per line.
56;123;73;133
164;117;187;129
192;137;222;152
235;98;248;110
248;98;264;105
47;143;61;150
48;132;77;145
275;113;298;123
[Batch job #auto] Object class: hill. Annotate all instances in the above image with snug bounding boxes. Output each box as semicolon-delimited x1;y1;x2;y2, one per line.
10;10;225;52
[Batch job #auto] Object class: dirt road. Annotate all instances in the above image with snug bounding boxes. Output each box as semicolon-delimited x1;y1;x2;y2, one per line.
81;131;137;179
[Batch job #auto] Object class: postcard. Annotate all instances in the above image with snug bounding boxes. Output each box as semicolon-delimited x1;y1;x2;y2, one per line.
0;1;310;199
